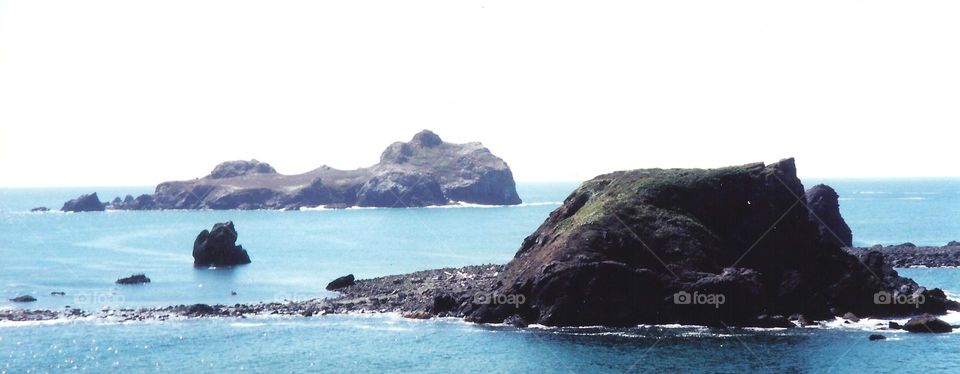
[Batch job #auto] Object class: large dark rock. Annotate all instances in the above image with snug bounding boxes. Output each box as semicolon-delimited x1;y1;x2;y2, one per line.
192;221;252;267
904;314;952;333
9;295;36;302
61;193;105;212
464;159;957;327
116;274;151;284
805;184;853;247
89;130;520;210
326;274;355;291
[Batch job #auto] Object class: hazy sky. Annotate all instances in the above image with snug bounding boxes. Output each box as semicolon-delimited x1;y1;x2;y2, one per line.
2;1;959;187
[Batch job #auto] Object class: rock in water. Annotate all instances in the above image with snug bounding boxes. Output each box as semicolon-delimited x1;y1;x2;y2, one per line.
94;130;520;210
9;295;37;302
192;222;252;267
326;274;355;291
904;315;953;333
61;193;106;212
805;184;853;247
116;274;151;284
465;159;957;327
868;334;886;341
30;207;49;212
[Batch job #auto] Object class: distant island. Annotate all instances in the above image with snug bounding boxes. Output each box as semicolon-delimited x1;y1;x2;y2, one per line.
60;130;521;211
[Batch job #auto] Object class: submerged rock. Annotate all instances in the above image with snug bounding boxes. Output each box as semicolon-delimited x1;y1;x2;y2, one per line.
116;274;151;284
868;334;886;341
30;207;49;212
61;193;105;212
192;222;252;267
326;274;355;291
904;315;952;333
805;184;853;247
88;130;520;210
9;295;37;302
465;159;957;327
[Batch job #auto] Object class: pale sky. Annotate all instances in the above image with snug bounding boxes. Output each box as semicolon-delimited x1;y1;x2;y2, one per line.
1;1;958;187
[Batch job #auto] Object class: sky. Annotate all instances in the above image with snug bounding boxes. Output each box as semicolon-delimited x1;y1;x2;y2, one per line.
1;1;959;187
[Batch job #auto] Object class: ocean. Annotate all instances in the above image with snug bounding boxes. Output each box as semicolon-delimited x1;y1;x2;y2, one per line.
1;179;960;372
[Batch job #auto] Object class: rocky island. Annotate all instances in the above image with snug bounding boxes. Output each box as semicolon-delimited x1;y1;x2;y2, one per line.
453;159;956;327
60;130;521;211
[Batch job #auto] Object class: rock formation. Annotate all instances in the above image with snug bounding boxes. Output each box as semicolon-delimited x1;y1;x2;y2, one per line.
61;193;106;212
805;184;853;247
904;314;952;333
325;274;356;291
464;159;957;327
116;274;151;284
89;130;520;210
192;221;252;267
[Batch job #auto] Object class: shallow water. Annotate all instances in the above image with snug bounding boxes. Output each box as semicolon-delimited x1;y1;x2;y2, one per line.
1;180;960;372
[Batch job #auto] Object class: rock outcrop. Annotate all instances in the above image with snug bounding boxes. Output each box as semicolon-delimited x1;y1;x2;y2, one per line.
92;130;520;210
903;314;952;333
61;193;106;212
463;159;957;327
805;184;853;247
208;159;277;179
325;274;356;291
848;242;960;267
116;274;151;284
192;222;252;267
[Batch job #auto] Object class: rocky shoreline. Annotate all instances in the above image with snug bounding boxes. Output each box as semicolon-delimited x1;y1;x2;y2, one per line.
848;242;960;267
0;265;504;323
3;262;957;334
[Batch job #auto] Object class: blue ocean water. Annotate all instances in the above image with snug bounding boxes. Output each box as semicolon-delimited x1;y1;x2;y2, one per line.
1;179;959;372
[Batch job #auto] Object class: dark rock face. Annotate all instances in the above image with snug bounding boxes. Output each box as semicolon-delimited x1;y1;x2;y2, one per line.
805;184;853;247
465;159;957;327
61;193;105;212
904;314;952;333
356;173;446;207
192;222;252;267
9;295;36;302
86;130;520;210
116;274;151;284
326;274;355;291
